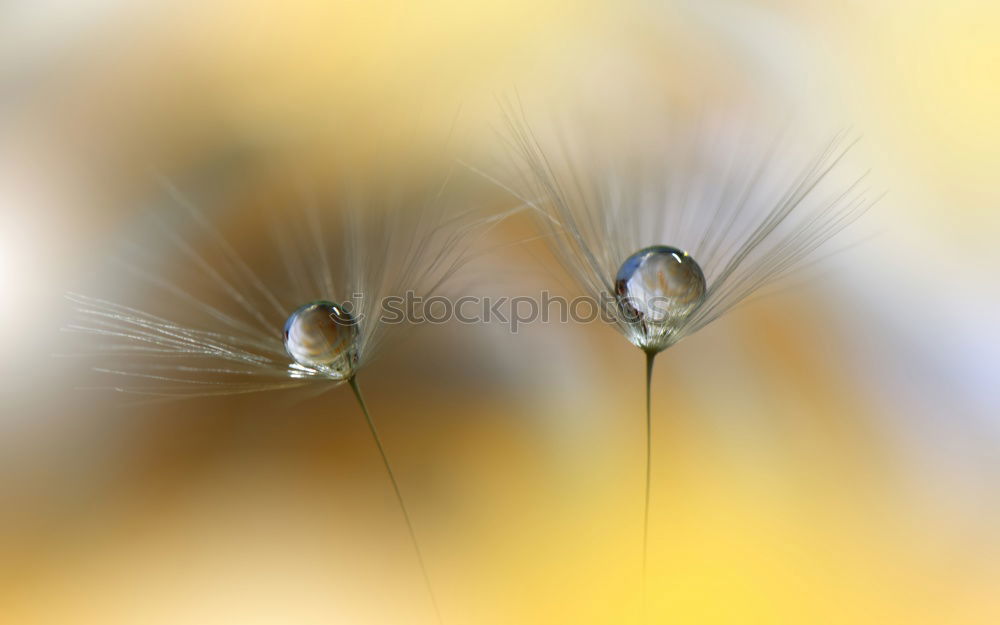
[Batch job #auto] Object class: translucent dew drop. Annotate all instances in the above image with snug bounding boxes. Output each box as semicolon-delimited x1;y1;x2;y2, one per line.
283;301;359;379
614;245;707;352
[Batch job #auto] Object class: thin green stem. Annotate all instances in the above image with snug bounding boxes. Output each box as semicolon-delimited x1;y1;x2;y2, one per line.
642;350;656;612
348;376;443;624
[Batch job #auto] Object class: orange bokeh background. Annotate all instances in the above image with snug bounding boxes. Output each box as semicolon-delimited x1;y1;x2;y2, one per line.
2;2;999;623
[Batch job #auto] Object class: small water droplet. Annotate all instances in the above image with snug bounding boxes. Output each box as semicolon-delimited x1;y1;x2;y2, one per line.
615;245;706;352
283;301;358;379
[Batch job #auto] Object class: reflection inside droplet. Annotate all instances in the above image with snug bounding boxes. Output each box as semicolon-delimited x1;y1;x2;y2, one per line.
283;301;358;379
614;245;706;352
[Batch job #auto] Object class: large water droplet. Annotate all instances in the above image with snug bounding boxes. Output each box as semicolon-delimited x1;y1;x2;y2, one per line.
615;245;706;352
283;301;358;379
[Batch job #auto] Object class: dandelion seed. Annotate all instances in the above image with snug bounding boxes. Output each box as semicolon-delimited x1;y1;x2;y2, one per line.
67;156;513;624
491;101;875;611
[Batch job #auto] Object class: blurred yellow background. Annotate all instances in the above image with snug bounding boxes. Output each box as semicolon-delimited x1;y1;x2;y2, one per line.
2;1;999;623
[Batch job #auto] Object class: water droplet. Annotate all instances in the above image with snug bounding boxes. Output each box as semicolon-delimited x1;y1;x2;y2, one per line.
615;245;706;352
283;301;358;379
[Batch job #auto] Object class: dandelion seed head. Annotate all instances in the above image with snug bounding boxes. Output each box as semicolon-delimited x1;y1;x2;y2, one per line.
492;100;873;352
66;147;509;399
283;301;358;380
615;245;706;352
